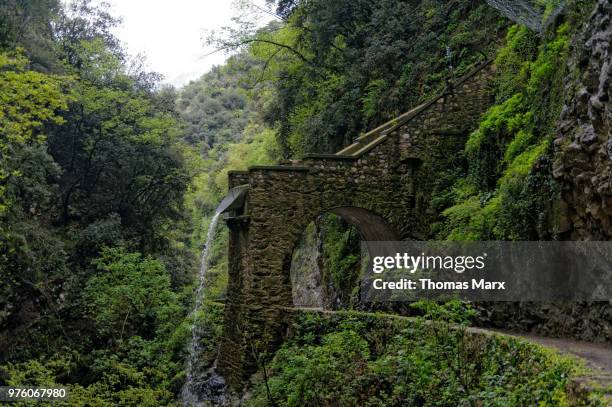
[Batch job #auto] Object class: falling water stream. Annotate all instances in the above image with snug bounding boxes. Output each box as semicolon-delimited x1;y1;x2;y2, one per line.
181;187;246;406
181;210;227;406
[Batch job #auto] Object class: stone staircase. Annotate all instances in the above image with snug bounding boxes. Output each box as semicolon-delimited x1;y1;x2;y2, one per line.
336;101;430;156
336;58;494;158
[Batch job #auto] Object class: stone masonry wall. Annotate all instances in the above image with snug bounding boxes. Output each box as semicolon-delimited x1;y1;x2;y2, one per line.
217;61;495;389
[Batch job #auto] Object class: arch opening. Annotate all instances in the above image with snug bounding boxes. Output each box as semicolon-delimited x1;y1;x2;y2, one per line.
328;207;399;241
289;207;397;310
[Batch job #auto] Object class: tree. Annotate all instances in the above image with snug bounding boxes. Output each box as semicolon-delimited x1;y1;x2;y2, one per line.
211;0;506;157
83;247;180;344
0;0;61;70
0;50;68;216
45;37;188;251
0;49;70;361
0;0;191;367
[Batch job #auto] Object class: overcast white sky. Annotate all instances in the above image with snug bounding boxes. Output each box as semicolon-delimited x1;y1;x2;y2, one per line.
90;0;271;87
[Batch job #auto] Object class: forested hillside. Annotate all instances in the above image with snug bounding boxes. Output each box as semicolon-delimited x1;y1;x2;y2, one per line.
0;2;281;403
0;0;609;405
0;1;199;403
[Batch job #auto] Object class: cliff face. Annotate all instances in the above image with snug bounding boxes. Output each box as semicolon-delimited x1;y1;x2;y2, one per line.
554;0;612;239
290;217;362;310
483;0;612;344
290;222;325;308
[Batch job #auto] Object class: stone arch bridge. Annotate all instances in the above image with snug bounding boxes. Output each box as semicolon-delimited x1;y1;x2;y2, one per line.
217;60;496;388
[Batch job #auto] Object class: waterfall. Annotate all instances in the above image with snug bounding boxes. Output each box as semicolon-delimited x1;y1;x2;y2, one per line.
181;212;225;406
180;186;246;406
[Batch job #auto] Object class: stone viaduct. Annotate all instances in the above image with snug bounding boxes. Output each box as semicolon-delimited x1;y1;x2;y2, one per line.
217;60;496;389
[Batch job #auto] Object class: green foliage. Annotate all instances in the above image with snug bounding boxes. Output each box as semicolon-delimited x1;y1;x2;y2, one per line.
176;52;270;149
253;330;370;406
361;79;389;121
409;300;477;325
318;214;361;309
0;247;217;405
0;51;68;144
248;312;590;406
0;50;69;217
83;247;181;343
464;93;532;190
48;38;188;249
213;125;279;192
0;0;60;69
3;352;175;406
176;50;281;209
436;21;571;241
493;25;539;101
0;3;199;404
0;49;73;363
237;0;506;157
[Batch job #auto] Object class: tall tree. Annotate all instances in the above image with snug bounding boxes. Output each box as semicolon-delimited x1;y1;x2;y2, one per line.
211;0;505;156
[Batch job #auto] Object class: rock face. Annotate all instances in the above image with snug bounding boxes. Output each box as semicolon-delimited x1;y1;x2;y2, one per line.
481;0;612;344
554;0;612;239
290;222;325;308
476;301;612;343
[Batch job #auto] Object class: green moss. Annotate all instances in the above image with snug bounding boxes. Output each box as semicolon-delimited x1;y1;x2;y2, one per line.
436;18;572;241
499;139;550;189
